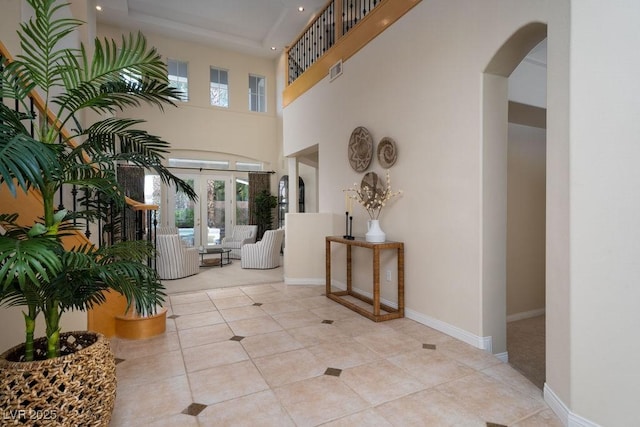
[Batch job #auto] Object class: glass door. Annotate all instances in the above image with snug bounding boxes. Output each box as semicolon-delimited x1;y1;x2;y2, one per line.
168;174;230;248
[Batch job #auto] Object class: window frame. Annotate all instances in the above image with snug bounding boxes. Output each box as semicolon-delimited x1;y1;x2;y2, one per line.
209;66;229;108
167;58;189;102
248;74;266;113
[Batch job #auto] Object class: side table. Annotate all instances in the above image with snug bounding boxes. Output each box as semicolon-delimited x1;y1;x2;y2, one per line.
325;236;404;322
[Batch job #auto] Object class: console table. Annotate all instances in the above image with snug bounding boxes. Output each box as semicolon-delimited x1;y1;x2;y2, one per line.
325;236;404;322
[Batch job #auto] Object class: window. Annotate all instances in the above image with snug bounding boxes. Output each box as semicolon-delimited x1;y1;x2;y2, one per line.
167;59;188;101
210;67;229;107
248;74;266;112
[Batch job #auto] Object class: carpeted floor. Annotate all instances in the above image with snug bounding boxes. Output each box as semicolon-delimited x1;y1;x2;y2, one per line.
507;315;545;389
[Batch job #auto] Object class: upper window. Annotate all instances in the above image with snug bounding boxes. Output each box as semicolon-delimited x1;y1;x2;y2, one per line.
167;59;188;102
210;67;229;108
248;74;266;113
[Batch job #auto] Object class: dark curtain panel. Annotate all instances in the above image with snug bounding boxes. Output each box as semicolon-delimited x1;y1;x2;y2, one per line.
248;172;271;234
117;164;145;242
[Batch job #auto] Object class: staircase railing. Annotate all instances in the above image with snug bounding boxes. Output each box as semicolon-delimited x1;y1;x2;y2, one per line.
287;0;384;85
0;40;158;267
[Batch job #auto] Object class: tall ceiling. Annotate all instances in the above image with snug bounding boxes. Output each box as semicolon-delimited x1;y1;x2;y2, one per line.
96;0;329;58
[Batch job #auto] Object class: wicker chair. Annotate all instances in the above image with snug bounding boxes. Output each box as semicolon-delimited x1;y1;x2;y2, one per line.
221;225;258;259
155;234;200;279
240;229;284;269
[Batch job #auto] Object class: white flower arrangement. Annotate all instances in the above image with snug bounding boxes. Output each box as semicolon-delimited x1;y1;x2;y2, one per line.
345;170;403;220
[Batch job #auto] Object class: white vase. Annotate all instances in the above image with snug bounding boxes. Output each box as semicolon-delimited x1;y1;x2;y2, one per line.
366;219;386;242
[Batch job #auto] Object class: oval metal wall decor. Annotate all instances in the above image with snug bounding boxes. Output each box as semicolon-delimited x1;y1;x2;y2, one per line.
348;126;373;172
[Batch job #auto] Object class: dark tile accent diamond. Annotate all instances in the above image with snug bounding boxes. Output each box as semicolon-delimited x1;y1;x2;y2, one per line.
167;314;180;319
230;335;245;341
321;319;334;324
182;403;207;416
115;358;125;365
324;367;342;377
423;343;437;350
486;423;507;427
252;302;263;306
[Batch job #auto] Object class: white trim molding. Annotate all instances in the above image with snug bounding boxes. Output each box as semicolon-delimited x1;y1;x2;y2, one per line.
544;384;602;427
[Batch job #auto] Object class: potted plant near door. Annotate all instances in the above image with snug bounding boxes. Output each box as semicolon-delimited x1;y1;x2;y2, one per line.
0;0;195;424
253;189;278;240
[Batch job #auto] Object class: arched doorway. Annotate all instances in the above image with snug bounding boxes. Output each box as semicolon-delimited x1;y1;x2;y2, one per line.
481;23;547;380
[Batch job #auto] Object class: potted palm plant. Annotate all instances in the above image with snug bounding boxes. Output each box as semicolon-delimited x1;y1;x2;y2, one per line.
0;0;195;424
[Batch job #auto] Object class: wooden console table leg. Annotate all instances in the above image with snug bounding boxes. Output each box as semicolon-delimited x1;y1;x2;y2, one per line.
398;246;405;317
326;239;331;295
373;246;381;316
346;245;352;294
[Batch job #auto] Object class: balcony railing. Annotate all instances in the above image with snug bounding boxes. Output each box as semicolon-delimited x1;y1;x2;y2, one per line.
287;0;384;85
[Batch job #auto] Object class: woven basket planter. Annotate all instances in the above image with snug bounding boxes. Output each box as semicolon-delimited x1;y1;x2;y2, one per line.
0;331;116;427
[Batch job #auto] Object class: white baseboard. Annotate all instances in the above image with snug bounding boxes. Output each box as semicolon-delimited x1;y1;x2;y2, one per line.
284;277;325;286
405;308;493;353
544;384;601;427
507;308;546;322
494;352;508;363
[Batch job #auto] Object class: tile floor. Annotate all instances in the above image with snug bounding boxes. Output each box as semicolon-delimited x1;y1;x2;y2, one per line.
109;282;562;426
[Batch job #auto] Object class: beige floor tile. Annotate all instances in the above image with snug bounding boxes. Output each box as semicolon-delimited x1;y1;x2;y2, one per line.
211;295;254;310
353;328;423;358
111;374;193;425
240;330;304;358
271;309;323;329
387;319;456;345
340;359;426;405
274;375;369;426
241;283;279;295
183;340;249;373
174;310;225;330
287;323;349;347
227;315;284;337
169;291;212;306
310;304;363;321
376;389;486;426
388;349;476;388
332;316;395;337
437;339;503;370
206;287;246;299
512;408;564;427
177;322;234;349
248;290;293;304
296;295;335;309
260;299;305;315
307;338;380;369
188;360;269;405
170;300;217;316
482;362;545;403
146;414;200;427
116;349;186;387
113;331;180;360
219;305;267;322
281;285;325;299
436;372;546;425
198;390;295;427
253;348;326;387
322;408;393;427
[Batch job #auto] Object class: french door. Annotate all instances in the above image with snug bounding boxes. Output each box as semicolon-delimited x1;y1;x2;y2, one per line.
166;173;250;248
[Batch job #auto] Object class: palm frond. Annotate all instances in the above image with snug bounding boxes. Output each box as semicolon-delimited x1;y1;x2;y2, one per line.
0;235;63;291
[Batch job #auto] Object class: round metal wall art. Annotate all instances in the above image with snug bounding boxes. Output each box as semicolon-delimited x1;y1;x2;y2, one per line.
360;171;385;207
348;126;374;172
377;136;398;168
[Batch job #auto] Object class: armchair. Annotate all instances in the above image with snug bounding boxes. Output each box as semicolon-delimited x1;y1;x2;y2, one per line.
241;229;285;269
221;225;258;259
155;234;200;279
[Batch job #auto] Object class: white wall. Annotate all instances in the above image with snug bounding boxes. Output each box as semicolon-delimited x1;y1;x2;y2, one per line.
507;123;546;318
284;0;548;353
98;24;282;172
568;1;640;424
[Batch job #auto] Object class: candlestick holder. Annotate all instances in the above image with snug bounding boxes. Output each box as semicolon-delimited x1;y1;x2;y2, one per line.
343;212;354;240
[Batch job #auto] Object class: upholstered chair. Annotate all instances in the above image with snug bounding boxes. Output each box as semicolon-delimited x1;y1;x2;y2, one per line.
221;225;258;259
155;234;200;279
240;229;284;269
